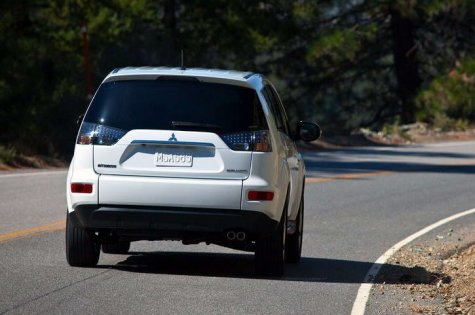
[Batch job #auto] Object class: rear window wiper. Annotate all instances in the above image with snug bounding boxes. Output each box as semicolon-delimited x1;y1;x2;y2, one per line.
171;121;224;130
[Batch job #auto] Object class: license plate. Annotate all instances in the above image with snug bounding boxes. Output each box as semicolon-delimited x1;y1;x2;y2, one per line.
155;152;193;167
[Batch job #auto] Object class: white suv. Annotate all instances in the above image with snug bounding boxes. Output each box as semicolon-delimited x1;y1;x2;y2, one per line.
66;67;320;276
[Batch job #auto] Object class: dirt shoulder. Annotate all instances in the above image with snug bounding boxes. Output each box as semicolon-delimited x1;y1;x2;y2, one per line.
368;218;475;314
361;124;475;145
299;125;475;151
0;154;67;171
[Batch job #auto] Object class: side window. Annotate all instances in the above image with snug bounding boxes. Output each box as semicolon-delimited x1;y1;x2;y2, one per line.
262;85;286;134
269;86;290;135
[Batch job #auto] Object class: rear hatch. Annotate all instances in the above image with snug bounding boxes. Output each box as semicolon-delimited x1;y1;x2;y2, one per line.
79;78;270;180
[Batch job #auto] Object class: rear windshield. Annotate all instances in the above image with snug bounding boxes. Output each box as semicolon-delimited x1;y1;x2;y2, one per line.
84;79;267;133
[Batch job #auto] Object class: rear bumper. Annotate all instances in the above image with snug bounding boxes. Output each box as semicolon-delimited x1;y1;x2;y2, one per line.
97;175;243;210
70;204;279;239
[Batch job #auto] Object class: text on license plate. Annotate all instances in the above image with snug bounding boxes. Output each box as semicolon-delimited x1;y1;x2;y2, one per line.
155;153;193;167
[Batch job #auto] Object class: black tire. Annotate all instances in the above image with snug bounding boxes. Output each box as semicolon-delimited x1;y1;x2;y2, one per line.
255;201;287;277
102;241;131;254
285;195;304;263
65;213;100;267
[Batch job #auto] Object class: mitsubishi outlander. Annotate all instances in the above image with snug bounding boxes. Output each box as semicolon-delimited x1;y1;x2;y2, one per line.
66;67;320;276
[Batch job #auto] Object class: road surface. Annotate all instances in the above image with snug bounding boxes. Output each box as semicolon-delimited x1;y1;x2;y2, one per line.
1;141;474;314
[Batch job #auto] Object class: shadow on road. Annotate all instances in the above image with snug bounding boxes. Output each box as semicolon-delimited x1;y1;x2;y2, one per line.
100;251;446;284
303;144;475;176
305;160;475;176
321;148;475;159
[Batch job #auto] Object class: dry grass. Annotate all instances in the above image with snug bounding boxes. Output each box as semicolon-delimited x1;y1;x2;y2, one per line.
441;245;475;314
409;303;436;314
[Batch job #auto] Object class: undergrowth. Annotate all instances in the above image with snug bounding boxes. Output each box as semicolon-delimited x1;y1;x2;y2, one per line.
0;145;17;164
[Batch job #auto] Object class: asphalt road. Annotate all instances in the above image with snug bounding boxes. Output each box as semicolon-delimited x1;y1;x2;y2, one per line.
1;141;475;314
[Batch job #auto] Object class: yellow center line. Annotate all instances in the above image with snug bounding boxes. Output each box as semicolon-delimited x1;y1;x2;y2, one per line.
306;171;393;184
0;219;65;244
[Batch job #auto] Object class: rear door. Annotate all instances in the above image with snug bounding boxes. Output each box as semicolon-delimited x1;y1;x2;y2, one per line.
83;78;268;180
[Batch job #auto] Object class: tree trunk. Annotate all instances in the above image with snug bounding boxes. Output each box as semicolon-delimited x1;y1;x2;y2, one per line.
161;0;179;65
389;7;421;124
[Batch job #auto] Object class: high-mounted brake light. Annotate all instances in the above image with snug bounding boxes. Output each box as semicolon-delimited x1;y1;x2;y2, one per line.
248;191;274;201
71;183;93;194
221;130;272;152
77;122;127;145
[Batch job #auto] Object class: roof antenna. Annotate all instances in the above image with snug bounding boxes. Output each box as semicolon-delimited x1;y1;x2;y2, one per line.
180;49;185;70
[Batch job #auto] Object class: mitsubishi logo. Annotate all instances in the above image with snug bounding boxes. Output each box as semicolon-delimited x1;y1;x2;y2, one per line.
168;133;177;142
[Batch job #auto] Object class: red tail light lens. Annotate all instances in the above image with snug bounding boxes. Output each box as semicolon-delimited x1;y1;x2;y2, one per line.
71;183;93;194
248;191;274;201
220;130;272;152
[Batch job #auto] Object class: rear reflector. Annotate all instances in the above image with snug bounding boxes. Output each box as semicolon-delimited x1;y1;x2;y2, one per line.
248;191;274;201
71;183;93;194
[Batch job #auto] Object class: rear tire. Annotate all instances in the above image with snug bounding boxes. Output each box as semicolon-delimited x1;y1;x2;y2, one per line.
255;202;287;277
66;213;100;267
102;241;131;254
285;196;304;263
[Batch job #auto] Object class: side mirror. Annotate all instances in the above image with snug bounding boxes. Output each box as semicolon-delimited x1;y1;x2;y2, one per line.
76;113;84;126
297;121;321;142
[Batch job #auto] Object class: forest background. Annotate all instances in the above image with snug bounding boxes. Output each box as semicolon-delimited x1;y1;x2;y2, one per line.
1;0;474;160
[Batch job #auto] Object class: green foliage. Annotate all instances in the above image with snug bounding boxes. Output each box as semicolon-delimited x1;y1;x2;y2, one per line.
0;145;17;164
416;58;475;127
306;23;378;64
307;29;359;63
432;114;469;132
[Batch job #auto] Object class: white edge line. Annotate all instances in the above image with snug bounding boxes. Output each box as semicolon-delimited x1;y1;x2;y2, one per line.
0;170;67;178
351;207;475;315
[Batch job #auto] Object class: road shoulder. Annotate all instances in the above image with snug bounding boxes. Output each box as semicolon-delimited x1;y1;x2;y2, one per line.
366;215;475;314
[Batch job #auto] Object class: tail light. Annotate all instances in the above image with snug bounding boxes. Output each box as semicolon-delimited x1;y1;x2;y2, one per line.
220;130;272;152
77;122;127;145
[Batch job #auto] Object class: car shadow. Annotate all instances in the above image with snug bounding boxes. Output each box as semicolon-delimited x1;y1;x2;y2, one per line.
98;251;447;285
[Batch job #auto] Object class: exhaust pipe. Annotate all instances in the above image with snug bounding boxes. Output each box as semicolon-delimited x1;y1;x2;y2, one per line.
236;231;246;241
226;231;236;241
